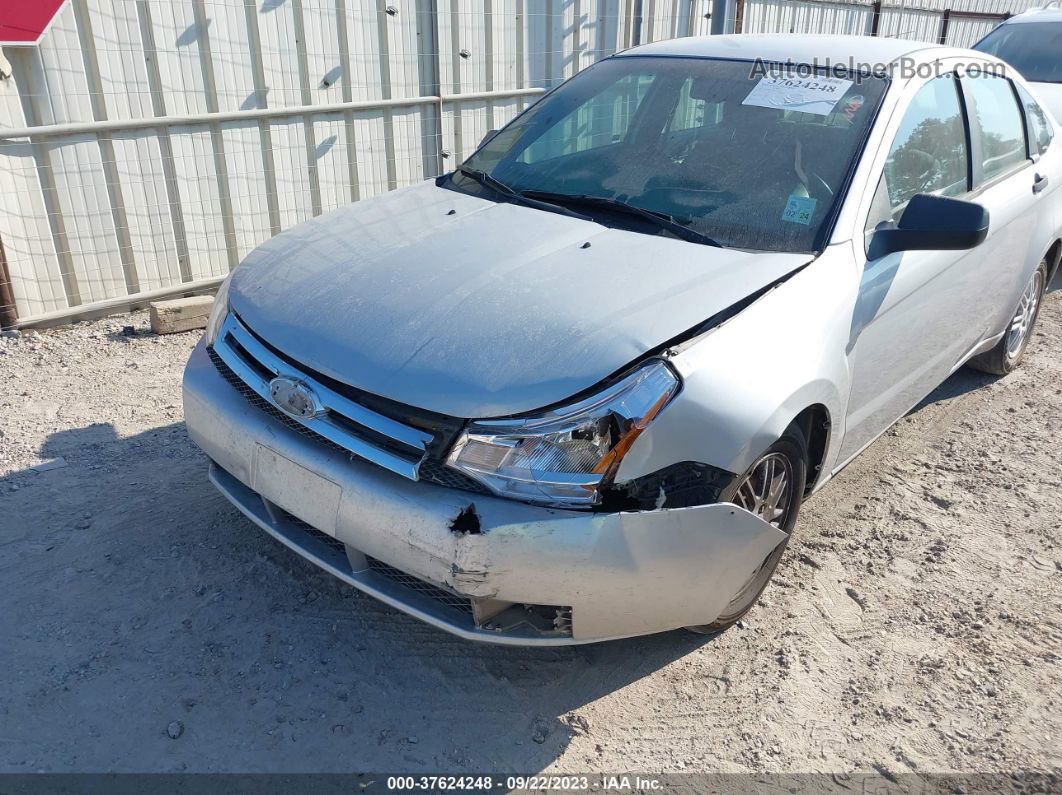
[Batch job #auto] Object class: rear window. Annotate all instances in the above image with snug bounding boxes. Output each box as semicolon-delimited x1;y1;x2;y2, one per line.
974;22;1062;84
1016;83;1055;156
964;73;1028;183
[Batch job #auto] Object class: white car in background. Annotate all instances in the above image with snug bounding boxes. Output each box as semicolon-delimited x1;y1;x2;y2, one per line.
975;2;1062;122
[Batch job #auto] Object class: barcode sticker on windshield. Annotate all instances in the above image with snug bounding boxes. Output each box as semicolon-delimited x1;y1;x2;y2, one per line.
782;195;817;225
743;74;853;116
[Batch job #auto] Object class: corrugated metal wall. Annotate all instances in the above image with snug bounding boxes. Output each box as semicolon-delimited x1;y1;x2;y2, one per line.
737;0;1042;46
739;0;873;36
0;0;712;325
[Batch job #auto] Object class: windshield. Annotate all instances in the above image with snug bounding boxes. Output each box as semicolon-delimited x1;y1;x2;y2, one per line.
454;56;887;253
975;23;1062;84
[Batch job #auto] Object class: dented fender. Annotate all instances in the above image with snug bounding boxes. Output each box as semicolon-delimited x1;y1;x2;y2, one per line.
439;502;787;639
618;245;855;486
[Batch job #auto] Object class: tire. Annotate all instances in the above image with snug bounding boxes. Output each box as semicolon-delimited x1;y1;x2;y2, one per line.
685;424;808;635
968;260;1048;377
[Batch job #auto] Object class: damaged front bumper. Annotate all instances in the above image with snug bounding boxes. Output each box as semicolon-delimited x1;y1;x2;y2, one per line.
183;341;787;645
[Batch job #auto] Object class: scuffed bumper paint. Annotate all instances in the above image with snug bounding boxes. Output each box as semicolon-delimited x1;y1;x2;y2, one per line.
183;340;787;644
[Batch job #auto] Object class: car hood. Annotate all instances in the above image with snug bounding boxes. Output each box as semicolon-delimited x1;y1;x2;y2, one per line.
229;180;812;418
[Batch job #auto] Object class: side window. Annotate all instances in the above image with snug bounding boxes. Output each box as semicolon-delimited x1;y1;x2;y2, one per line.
964;74;1028;183
520;74;655;163
868;74;969;233
1015;83;1054;157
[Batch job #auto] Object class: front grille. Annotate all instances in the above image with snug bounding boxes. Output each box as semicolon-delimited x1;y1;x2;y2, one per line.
209;347;353;460
248;327;466;459
263;502;471;617
366;556;474;616
209;314;496;499
210;313;433;480
270;505;349;556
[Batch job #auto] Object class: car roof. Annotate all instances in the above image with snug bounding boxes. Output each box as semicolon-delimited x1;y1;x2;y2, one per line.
617;33;988;70
1004;4;1062;23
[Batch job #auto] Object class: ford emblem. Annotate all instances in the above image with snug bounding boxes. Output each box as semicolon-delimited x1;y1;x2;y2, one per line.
268;376;322;420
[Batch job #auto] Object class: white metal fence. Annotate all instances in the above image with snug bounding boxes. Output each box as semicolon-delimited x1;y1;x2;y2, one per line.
0;0;713;326
0;0;1044;326
735;0;1042;46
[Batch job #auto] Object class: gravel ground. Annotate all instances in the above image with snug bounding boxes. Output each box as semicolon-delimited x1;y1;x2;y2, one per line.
1;280;1059;775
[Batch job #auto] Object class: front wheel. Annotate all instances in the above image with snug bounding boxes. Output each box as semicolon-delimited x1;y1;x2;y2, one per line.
968;260;1047;376
685;425;807;634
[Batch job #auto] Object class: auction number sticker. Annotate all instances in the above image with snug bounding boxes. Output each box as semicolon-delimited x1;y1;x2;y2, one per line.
743;74;853;116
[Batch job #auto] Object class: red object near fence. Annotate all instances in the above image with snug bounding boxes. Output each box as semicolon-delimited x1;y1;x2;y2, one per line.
0;0;68;45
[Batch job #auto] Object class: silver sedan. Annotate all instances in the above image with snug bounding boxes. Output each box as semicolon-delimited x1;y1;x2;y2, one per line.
184;34;1062;644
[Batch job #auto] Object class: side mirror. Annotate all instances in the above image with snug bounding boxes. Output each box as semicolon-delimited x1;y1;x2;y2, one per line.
479;129;499;148
868;193;990;260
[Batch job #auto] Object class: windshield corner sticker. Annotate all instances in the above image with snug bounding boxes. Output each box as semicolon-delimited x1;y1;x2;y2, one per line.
782;195;818;226
743;74;854;116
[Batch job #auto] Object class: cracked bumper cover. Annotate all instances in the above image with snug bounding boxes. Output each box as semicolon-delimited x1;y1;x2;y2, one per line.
183;340;787;644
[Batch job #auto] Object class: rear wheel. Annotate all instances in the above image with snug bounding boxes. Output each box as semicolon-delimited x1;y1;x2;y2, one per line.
968;261;1047;376
685;425;807;634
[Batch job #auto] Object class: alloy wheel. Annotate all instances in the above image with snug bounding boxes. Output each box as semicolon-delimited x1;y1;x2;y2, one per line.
732;452;793;528
716;451;798;622
1005;269;1044;360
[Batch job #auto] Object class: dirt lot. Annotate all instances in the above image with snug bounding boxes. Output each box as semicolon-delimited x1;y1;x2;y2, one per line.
1;279;1060;775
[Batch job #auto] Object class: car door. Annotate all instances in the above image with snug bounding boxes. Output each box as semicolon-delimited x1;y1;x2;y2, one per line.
956;72;1042;335
841;70;1043;464
839;74;985;463
1016;82;1062;285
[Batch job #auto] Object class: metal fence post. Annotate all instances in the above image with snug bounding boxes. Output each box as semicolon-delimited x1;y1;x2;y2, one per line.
711;0;731;34
417;0;445;178
0;233;17;329
939;8;952;44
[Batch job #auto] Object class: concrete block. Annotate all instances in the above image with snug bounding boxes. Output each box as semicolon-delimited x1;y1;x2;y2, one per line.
149;295;214;335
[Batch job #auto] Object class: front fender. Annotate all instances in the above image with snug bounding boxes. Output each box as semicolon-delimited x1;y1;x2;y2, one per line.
617;244;857;483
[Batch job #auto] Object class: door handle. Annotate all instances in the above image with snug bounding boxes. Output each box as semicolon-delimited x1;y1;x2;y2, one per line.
1033;173;1049;194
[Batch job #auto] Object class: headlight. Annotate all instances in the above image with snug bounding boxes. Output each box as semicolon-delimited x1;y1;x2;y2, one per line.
204;274;233;346
446;361;680;507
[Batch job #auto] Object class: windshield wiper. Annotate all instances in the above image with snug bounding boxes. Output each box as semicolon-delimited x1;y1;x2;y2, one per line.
455;167;591;221
521;191;723;248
